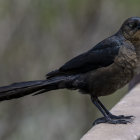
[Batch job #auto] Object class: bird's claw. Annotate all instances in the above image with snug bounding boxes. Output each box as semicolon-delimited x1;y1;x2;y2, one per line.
93;115;134;126
108;114;135;120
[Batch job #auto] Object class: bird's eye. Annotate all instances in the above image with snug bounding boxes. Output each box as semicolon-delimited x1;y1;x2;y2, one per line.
128;22;136;28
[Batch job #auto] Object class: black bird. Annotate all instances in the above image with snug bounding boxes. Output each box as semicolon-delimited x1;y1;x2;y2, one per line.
0;17;140;125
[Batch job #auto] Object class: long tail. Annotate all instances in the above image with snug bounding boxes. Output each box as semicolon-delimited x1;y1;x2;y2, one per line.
0;76;75;101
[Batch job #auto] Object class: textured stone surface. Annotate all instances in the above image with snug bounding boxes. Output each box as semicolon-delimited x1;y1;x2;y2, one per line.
81;84;140;140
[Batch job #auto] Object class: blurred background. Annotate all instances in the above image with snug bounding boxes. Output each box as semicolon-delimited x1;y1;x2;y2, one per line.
0;0;139;139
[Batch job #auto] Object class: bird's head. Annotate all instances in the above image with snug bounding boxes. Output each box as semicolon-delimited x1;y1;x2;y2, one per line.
121;17;140;41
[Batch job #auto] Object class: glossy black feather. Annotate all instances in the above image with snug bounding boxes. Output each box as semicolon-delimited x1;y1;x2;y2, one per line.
47;36;122;77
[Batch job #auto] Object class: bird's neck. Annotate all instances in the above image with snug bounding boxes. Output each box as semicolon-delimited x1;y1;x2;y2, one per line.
115;30;126;42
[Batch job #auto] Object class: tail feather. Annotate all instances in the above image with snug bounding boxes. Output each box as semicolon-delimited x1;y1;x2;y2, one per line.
0;80;44;93
0;76;68;101
33;89;48;96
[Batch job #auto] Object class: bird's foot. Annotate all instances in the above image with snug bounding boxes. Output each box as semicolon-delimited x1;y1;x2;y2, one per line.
93;115;134;126
107;113;134;120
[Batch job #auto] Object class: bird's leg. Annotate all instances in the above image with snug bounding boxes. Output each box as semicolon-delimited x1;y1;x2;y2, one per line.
96;98;134;120
91;96;134;125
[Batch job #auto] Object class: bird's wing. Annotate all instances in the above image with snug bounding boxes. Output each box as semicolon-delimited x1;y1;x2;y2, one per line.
47;39;120;77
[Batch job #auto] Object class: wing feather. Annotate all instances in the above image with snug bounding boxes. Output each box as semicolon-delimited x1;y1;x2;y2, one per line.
47;38;121;78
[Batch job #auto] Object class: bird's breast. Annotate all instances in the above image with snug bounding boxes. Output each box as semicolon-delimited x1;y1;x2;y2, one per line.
80;43;137;97
84;63;133;97
114;42;137;75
